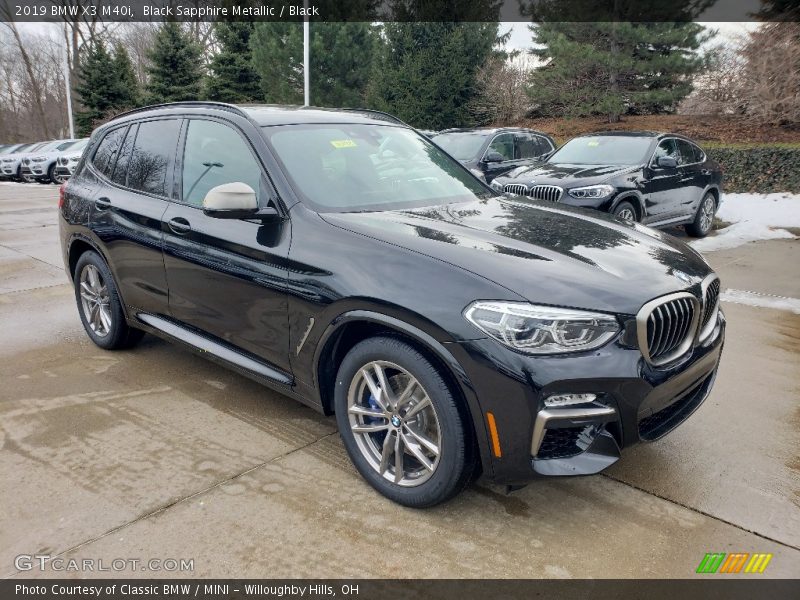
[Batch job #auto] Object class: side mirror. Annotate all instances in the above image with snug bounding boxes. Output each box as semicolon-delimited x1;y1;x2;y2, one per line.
202;182;281;222
484;151;506;163
655;156;678;169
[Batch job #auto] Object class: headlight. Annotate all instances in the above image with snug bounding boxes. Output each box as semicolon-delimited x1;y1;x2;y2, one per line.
490;179;503;191
469;168;486;183
567;184;615;199
464;301;620;354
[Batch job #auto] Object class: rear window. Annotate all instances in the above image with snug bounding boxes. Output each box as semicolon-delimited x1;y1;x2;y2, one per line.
126;119;181;196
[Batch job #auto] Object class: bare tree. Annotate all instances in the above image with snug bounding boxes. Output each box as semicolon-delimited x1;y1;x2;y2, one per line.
117;22;159;87
680;42;745;115
0;27;71;141
472;53;534;125
0;9;53;138
738;22;800;125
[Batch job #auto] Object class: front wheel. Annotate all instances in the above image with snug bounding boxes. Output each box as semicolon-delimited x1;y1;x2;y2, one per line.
686;193;716;238
334;337;475;507
612;200;638;223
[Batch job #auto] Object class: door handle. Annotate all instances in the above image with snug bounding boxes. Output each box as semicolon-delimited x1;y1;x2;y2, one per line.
701;169;711;176
95;197;111;210
167;217;191;234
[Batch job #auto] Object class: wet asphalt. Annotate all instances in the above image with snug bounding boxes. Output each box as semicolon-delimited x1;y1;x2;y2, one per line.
0;183;797;578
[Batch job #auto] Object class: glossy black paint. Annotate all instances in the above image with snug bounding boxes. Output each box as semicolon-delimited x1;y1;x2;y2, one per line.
431;127;556;183
492;131;723;229
59;104;724;486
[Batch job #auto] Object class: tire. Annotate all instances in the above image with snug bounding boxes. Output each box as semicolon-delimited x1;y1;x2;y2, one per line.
73;250;144;350
685;193;716;238
41;163;57;184
612;200;638;223
334;336;475;507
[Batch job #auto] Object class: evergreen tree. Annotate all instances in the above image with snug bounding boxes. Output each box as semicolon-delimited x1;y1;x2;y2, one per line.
146;22;204;104
112;44;141;108
364;1;503;128
250;22;378;107
527;20;712;122
74;41;121;136
366;22;502;129
206;22;262;102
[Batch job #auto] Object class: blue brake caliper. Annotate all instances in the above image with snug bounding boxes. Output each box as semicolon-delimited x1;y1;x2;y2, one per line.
365;393;386;443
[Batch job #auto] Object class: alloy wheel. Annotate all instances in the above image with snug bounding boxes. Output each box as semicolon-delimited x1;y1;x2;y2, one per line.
699;196;715;233
79;264;112;338
616;207;636;222
347;360;442;487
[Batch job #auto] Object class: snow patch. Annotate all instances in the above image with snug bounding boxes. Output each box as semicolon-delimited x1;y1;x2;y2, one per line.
721;289;800;314
692;221;795;252
690;193;800;252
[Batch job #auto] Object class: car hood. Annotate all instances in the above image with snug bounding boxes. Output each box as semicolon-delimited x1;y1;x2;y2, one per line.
500;162;637;187
2;152;31;161
321;197;711;315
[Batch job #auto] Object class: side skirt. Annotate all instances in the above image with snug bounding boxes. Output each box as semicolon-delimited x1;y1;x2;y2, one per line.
133;312;324;413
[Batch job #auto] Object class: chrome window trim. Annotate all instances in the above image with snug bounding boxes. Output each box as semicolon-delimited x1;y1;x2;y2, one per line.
636;291;701;366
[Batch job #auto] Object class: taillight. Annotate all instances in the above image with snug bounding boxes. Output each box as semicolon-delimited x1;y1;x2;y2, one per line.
58;184;66;209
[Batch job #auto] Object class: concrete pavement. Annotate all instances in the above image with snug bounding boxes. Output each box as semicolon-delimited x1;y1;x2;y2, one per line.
0;183;797;578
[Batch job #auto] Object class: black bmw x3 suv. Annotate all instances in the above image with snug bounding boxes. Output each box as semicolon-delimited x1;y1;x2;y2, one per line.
491;131;723;237
60;103;725;507
431;127;556;183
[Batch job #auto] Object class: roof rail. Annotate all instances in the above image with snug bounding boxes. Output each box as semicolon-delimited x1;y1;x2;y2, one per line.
112;101;249;120
337;107;409;127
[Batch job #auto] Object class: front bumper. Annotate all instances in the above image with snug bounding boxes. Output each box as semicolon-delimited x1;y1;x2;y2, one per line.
448;312;725;485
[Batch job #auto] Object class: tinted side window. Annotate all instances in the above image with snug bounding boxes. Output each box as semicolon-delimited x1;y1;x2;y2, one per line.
181;119;263;207
515;133;538;159
653;139;678;163
488;134;514;161
532;135;553;155
111;124;137;186
675;139;698;165
127;119;181;196
92;127;126;178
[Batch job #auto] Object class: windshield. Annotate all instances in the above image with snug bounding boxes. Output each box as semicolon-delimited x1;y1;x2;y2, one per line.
67;139;89;153
431;132;489;161
264;124;492;213
10;143;35;154
549;135;653;166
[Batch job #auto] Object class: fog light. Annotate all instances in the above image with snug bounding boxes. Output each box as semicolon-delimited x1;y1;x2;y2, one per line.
544;393;597;408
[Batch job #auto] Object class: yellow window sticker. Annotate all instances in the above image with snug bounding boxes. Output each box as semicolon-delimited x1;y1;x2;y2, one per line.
330;139;357;148
587;140;599;147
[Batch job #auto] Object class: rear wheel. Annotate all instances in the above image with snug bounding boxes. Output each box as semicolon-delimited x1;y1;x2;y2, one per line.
613;200;638;222
73;251;144;350
686;193;716;238
334;336;475;507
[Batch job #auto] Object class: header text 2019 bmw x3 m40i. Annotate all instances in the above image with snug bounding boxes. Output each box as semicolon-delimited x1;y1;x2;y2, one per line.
60;103;725;507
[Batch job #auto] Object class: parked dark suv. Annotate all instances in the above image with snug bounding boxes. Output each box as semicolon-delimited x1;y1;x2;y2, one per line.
431;127;556;183
60;103;724;507
491;132;722;237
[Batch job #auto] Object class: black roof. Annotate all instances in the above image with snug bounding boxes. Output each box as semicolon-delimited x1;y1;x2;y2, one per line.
434;127;551;137
110;102;408;128
577;130;664;138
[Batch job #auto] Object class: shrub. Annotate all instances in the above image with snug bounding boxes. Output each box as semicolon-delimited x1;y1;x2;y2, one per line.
705;144;800;193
